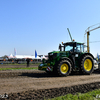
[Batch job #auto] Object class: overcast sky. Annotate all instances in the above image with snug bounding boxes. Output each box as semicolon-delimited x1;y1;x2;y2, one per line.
0;0;100;57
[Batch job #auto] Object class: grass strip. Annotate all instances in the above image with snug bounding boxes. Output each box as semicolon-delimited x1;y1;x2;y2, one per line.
0;63;41;65
0;67;38;71
47;89;100;100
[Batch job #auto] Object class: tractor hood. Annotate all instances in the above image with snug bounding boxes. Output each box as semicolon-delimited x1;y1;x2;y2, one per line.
48;51;69;61
48;51;59;54
48;51;69;54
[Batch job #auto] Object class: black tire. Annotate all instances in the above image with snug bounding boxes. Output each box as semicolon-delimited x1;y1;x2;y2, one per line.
56;60;72;77
80;55;94;75
98;63;100;71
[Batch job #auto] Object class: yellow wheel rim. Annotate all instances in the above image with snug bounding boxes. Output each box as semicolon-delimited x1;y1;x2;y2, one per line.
61;63;68;73
84;59;92;71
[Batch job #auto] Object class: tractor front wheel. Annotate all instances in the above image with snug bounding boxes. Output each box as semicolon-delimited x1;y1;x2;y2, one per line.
80;55;94;75
57;60;72;76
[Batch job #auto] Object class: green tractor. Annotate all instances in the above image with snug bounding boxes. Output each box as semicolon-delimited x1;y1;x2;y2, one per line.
38;29;94;76
38;41;94;76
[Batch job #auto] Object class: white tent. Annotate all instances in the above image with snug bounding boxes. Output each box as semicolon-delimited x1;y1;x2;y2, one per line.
41;55;48;60
8;54;15;59
14;55;41;59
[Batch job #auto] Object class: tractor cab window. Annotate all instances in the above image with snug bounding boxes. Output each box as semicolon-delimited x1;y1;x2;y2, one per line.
81;45;84;52
75;44;84;52
76;44;81;52
84;45;87;52
65;45;73;52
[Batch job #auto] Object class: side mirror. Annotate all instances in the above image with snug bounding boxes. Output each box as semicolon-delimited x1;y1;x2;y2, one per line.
59;44;61;51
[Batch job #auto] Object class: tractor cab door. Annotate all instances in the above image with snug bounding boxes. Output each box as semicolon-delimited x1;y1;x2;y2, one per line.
74;44;84;57
72;43;84;67
74;44;84;67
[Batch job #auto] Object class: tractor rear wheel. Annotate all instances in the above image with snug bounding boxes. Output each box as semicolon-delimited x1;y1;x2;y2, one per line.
57;60;72;76
80;55;94;75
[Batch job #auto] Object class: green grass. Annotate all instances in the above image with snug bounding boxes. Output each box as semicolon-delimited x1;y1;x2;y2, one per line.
0;62;41;65
46;89;100;100
0;67;38;71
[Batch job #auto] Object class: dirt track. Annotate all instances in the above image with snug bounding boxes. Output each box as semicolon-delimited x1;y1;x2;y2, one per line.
0;65;37;68
1;65;100;100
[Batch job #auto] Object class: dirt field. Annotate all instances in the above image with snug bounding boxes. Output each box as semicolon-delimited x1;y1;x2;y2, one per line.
0;65;38;68
1;65;100;100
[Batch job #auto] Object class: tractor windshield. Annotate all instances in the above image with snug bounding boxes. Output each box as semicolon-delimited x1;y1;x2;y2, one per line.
65;45;73;51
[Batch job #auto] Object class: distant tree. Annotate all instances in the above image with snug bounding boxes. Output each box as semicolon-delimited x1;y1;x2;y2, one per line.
2;55;8;59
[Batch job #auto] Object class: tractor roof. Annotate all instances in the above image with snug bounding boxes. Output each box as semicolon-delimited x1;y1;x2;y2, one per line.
63;42;84;45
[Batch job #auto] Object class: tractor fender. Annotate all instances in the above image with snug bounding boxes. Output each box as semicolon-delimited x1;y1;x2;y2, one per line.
80;53;94;60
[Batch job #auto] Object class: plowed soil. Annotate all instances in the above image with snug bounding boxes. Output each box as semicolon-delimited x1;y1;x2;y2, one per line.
0;65;100;100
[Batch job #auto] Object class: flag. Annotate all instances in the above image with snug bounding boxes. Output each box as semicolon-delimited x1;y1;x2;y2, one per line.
97;53;99;60
14;48;16;56
35;50;37;58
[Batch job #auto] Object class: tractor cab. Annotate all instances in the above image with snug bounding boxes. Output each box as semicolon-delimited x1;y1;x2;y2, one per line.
59;42;86;53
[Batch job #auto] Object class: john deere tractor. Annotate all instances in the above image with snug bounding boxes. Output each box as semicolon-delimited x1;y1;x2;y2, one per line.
38;41;94;76
38;28;95;76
